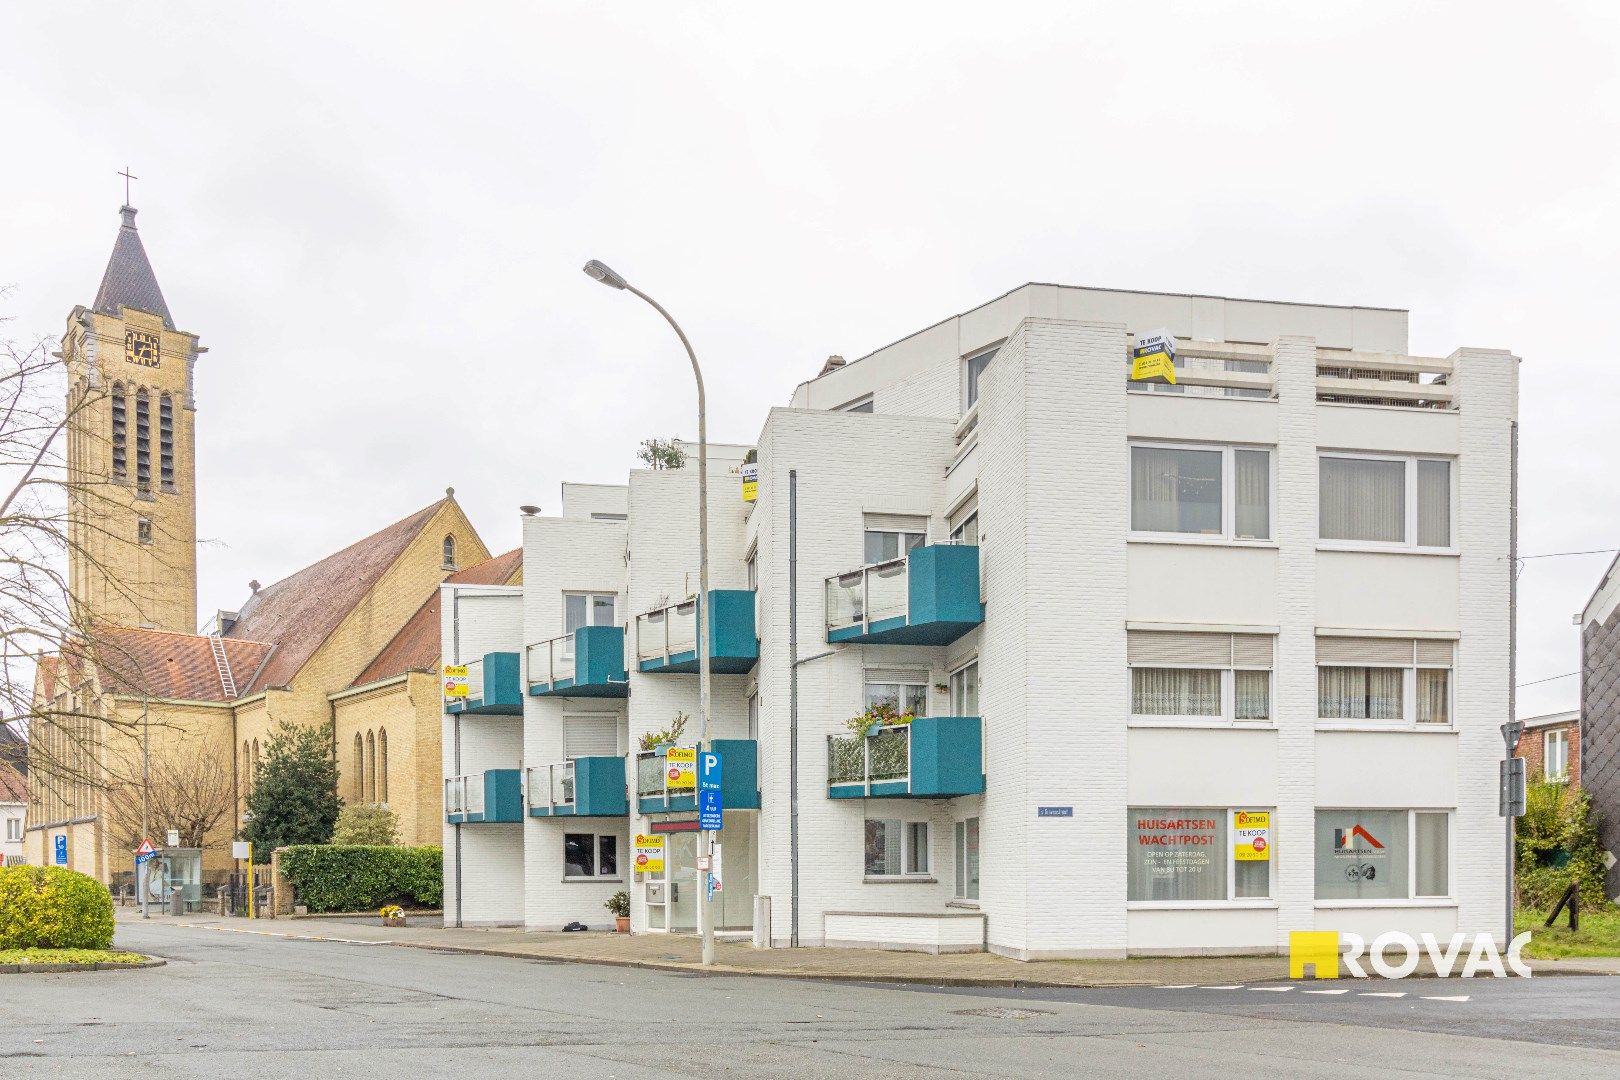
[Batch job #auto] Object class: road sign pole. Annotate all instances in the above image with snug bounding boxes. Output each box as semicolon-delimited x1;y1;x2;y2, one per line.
247;842;255;921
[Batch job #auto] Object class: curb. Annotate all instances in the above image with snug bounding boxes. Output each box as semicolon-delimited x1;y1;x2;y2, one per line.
289;910;443;920
0;957;166;975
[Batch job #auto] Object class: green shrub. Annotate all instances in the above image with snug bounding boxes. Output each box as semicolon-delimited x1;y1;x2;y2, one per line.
278;845;442;913
1516;781;1611;912
331;804;399;846
0;866;115;949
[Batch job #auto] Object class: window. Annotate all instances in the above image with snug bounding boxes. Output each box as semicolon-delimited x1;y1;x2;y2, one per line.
1545;729;1570;781
1316;637;1453;725
442;534;457;568
378;729;388;803
954;818;980;900
352;734;363;802
1130;443;1271;540
5;817;20;842
365;731;376;803
134;388;151;495
565;592;617;633
565;832;619;878
950;512;979;546
839;394;874;414
1319;455;1452;548
1127;808;1274;902
111;384;127;481
1314;810;1449;901
963;346;998;411
1127;631;1273;723
950;660;979;716
865;819;929;877
564;714;619;758
864;672;928;718
159;393;174;491
137;518;152;545
747;692;760;741
864;529;925;564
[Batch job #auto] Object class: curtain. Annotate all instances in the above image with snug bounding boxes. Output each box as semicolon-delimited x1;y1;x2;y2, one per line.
1318;666;1403;720
1132;668;1222;716
1416;669;1449;725
1131;446;1221;534
1234;450;1270;539
1416;459;1451;547
1234;670;1271;720
1414;813;1449;897
865;819;902;876
1320;457;1404;542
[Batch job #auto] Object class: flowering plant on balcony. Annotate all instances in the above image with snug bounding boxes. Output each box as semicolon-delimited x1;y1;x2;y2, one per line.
845;701;914;737
637;711;689;752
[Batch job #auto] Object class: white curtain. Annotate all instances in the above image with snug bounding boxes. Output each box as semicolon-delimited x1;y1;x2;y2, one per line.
1320;457;1404;542
1416;669;1449;725
1131;446;1221;534
1132;668;1221;716
865;819;901;876
1234;450;1270;539
1234;670;1270;720
1416;460;1451;547
1318;666;1403;720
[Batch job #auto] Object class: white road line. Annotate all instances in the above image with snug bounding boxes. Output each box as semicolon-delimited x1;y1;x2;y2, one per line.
1199;985;1245;990
1359;992;1407;998
1422;995;1471;1002
1302;988;1350;995
1251;986;1295;992
1157;984;1198;989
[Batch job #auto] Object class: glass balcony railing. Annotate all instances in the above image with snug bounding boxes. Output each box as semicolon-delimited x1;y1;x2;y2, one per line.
823;543;983;646
635;590;758;674
444;769;523;822
826;716;984;799
525;756;628;818
447;652;523;715
526;626;628;698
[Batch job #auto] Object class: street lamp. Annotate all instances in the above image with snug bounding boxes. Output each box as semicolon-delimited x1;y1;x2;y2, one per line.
583;259;716;967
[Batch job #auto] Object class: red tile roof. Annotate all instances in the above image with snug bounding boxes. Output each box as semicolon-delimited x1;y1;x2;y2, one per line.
0;761;25;804
349;549;522;688
224;498;450;694
83;626;275;703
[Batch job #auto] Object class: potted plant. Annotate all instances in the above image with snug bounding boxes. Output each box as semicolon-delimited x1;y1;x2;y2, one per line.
638;711;690;753
605;890;631;933
379;904;406;927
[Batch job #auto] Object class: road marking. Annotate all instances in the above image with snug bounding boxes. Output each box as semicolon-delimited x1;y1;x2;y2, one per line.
1199;985;1245;990
1251;986;1295;992
1302;988;1350;995
1157;984;1198;989
1358;992;1407;998
1422;995;1471;1002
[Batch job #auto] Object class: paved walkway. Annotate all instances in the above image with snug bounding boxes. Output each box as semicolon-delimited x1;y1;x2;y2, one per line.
115;910;1620;987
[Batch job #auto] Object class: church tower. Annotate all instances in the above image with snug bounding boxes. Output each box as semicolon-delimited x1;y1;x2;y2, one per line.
62;203;201;633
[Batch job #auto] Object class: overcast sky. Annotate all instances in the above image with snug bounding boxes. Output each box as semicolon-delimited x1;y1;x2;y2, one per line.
3;3;1617;716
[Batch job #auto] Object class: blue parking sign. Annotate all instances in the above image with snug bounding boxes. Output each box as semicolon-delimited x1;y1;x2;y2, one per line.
54;835;67;865
699;751;722;791
699;788;723;831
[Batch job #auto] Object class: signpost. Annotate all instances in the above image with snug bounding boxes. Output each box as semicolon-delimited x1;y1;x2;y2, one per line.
53;834;67;865
134;838;154;918
698;751;723;832
1501;720;1526;949
233;840;255;919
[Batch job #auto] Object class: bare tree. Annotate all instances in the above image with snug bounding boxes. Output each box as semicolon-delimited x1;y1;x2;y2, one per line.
103;743;235;849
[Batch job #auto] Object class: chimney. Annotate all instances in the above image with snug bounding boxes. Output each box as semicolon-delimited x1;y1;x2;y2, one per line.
249;579;261;595
819;354;846;377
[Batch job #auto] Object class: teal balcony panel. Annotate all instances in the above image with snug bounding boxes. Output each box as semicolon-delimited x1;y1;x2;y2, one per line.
826;716;983;799
824;544;983;646
447;652;523;715
635;739;760;815
445;769;523;823
527;756;629;818
636;590;758;675
527;626;630;698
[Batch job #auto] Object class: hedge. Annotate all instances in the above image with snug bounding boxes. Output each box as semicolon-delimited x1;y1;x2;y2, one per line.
0;866;116;949
278;845;442;913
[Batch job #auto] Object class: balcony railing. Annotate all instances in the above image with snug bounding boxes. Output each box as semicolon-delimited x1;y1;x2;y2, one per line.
526;756;628;818
635;590;758;674
635;739;760;814
447;652;523;715
824;543;983;646
445;774;483;818
826;716;984;799
526;626;629;698
444;769;523;823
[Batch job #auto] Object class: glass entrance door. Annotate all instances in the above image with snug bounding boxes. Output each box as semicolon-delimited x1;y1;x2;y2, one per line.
667;832;699;933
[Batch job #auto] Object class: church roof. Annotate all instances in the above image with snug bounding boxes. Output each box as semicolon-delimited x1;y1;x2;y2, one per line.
93;206;174;330
0;761;25;804
0;722;26;780
225;497;452;694
76;626;275;703
349;548;522;689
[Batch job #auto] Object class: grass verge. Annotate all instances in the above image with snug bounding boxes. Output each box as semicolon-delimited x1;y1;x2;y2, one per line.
0;948;148;966
1515;906;1620;959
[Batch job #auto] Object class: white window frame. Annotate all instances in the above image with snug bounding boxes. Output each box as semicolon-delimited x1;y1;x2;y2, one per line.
863;528;925;566
1128;441;1275;545
562;592;617;656
863;818;931;880
563;830;621;881
863;675;929;718
954;817;980;900
1317;452;1457;553
961;344;1000;414
1545;728;1570;782
1313;808;1454;904
1125;807;1278;908
949;659;979;717
1315;665;1454;730
4;817;20;842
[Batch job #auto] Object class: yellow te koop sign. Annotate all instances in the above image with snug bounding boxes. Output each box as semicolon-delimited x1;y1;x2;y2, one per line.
665;746;697;790
1130;328;1178;385
634;834;666;875
1234;810;1271;861
741;462;759;503
442;664;469;700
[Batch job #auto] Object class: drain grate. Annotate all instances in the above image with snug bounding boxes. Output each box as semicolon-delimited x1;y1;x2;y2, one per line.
951;1006;1054;1020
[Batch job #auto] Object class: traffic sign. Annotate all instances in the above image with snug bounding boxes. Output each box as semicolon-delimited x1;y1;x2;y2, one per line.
54;835;67;865
135;838;156;856
699;751;721;791
699;788;723;831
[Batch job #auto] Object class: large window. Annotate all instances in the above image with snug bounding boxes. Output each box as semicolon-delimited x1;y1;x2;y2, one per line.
1127;808;1273;902
564;832;620;879
1314;810;1449;901
954;817;980;900
1128;631;1273;723
1130;443;1271;540
1316;637;1453;725
950;660;979;716
1545;729;1570;781
865;671;928;718
864;529;925;564
564;593;617;656
963;346;998;411
1319;455;1452;548
864;819;929;877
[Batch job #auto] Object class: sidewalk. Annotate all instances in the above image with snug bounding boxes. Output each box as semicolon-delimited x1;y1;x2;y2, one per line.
117;910;1620;987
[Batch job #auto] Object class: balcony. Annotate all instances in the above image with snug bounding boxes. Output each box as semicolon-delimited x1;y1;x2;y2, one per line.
824;543;983;646
826;716;984;799
636;590;758;675
527;626;629;698
526;756;629;818
444;769;523;823
635;739;760;815
446;652;523;715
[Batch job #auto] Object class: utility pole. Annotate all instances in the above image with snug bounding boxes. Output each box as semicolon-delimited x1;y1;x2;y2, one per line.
141;696;150;919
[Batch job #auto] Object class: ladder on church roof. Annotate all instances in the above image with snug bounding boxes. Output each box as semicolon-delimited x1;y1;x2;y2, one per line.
208;635;238;699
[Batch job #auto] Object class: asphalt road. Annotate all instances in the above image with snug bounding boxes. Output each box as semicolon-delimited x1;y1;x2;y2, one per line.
1;922;1617;1078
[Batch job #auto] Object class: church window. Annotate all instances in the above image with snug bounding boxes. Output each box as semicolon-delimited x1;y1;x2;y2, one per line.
378;729;388;804
111;384;127;481
134;389;151;495
137;518;152;545
353;734;364;802
159;393;175;491
251;740;260;789
442;535;457;569
365;731;377;803
242;741;252;799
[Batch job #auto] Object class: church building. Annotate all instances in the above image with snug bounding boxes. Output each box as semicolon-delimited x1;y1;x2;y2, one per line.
25;201;513;885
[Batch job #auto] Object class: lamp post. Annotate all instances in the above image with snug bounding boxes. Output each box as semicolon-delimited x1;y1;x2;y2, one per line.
583;260;716;967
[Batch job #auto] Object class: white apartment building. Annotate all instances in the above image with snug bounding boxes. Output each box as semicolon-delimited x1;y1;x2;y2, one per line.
443;282;1517;959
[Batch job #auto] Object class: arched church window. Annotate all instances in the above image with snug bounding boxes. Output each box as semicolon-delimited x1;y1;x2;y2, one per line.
242;741;252;799
353;734;364;802
111;384;127;481
134;389;151;495
365;731;376;803
442;534;456;569
378;729;388;804
159;393;174;491
251;740;260;789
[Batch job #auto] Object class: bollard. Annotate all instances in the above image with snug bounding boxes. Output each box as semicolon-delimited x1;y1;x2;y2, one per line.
752;895;771;948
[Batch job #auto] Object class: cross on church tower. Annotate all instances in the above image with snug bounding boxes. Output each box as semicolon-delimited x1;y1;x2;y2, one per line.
118;166;137;207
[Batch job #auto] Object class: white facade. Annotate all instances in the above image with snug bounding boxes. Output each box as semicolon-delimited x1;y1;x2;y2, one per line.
1;799;23;866
444;282;1517;958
